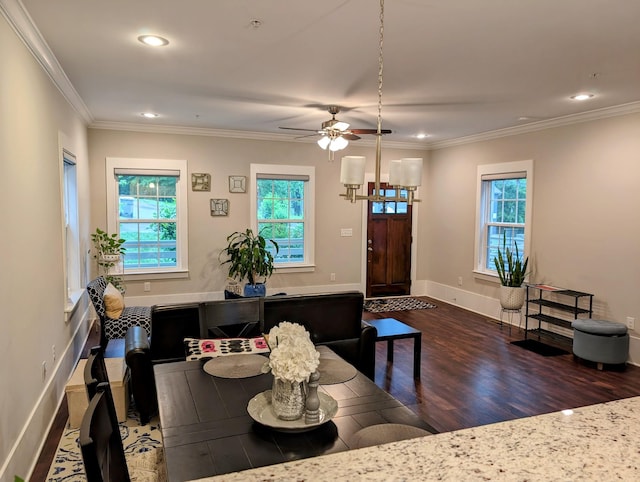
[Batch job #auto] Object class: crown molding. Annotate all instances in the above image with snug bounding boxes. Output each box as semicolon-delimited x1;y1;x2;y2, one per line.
4;0;638;151
429;101;640;150
0;0;93;124
89;120;427;150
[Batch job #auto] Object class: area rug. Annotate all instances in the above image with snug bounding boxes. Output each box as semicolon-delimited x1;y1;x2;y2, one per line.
511;339;570;357
46;402;165;481
363;297;436;313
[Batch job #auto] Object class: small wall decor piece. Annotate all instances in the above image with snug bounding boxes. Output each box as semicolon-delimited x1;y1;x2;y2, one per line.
210;198;229;216
229;175;247;193
192;173;211;191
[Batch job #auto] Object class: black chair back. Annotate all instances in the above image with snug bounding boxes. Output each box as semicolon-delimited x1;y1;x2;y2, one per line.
79;382;131;482
84;346;109;400
201;297;263;338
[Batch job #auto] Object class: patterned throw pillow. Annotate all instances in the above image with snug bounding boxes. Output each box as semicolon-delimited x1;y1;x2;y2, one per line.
184;337;270;360
103;282;125;319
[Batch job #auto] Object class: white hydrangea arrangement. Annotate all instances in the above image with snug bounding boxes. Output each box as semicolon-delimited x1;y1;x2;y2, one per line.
263;321;320;383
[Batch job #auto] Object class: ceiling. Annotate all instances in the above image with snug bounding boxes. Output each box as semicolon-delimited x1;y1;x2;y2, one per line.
11;0;640;147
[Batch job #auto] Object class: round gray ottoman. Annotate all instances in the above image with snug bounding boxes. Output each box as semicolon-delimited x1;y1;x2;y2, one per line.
572;319;629;369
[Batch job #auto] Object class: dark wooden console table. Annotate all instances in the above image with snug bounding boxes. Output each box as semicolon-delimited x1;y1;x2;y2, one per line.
155;357;435;481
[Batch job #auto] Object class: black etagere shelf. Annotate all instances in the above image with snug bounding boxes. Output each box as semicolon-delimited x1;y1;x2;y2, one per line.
524;285;593;344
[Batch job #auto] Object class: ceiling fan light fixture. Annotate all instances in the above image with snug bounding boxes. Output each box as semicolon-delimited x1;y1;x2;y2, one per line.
322;119;350;131
317;136;331;150
329;136;349;151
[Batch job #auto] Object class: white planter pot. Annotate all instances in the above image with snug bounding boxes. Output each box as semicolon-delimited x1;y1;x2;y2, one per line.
100;254;120;262
500;286;525;310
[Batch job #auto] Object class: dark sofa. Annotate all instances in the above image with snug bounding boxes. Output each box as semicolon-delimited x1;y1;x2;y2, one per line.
262;292;376;379
124;291;376;423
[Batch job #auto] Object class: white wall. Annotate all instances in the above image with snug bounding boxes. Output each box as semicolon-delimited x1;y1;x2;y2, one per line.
87;128;427;299
419;113;640;364
0;14;90;481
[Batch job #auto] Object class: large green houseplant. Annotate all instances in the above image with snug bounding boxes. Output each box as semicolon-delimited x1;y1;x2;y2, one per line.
494;233;529;309
219;228;279;297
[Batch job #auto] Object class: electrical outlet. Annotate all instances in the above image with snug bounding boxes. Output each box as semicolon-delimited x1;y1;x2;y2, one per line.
458;276;463;286
52;345;56;362
626;317;635;330
144;282;151;292
330;273;336;282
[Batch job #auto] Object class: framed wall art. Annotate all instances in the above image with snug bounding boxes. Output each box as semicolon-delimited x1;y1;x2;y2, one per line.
210;198;229;216
192;173;211;191
228;175;246;193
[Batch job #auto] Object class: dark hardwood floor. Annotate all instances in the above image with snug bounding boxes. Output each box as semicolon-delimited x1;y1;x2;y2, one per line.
363;297;640;433
32;298;640;480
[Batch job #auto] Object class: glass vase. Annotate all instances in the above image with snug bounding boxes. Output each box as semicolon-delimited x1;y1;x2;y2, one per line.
271;376;306;421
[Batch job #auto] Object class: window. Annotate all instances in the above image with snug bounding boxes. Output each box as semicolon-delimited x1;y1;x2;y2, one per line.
371;185;409;214
475;160;533;278
106;158;188;277
250;164;315;270
62;149;81;315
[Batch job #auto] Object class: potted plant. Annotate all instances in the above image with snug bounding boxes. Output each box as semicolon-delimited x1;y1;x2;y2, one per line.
219;228;279;297
494;233;529;310
91;228;126;291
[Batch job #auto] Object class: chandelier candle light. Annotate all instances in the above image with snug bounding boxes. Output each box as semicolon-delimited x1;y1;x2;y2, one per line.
340;0;423;205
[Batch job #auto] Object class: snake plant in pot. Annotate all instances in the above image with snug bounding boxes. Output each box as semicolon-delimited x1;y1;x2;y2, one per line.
494;233;529;310
219;228;279;297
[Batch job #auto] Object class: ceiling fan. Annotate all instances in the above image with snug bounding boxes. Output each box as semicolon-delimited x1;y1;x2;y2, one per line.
279;105;391;159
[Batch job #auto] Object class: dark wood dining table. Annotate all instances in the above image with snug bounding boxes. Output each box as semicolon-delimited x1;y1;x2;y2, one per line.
154;356;436;481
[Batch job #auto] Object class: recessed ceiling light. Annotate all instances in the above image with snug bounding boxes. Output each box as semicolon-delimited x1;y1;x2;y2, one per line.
141;112;158;118
570;93;594;101
138;35;169;47
416;133;429;139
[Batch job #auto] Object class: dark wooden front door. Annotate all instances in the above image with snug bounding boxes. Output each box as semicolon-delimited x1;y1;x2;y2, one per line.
366;182;413;298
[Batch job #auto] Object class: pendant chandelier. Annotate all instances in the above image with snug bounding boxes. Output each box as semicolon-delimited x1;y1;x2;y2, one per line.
339;0;422;205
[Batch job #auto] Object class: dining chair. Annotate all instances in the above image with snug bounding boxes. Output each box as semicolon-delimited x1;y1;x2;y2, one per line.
201;297;264;338
79;382;131;482
87;276;152;349
84;345;109;400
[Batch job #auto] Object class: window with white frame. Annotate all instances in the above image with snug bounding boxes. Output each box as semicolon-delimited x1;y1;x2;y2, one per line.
106;158;189;277
62;150;80;309
475;160;533;278
250;164;315;270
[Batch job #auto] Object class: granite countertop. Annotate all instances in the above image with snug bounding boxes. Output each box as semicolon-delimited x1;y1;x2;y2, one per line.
193;396;640;481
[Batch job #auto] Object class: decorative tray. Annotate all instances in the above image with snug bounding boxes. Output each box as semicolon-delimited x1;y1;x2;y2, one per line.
247;390;338;433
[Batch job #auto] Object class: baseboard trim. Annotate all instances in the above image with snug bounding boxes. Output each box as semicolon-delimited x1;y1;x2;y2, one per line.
419;280;640;368
5;303;92;481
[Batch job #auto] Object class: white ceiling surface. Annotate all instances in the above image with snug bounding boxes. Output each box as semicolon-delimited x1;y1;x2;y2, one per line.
16;0;640;146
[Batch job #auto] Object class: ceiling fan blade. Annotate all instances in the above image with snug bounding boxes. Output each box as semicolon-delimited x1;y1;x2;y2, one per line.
350;128;392;135
342;134;361;141
279;127;321;133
